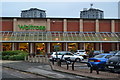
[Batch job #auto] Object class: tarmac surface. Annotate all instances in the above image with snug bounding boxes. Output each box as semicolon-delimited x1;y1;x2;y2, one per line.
1;60;120;80
2;67;46;78
2;60;92;80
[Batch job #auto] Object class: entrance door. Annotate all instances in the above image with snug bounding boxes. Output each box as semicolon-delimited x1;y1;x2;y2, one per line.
35;43;45;55
3;43;12;51
51;43;62;52
68;43;78;53
85;43;94;52
19;43;29;52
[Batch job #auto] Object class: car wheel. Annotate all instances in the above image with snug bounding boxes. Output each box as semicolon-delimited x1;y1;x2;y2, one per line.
83;56;87;59
75;58;81;62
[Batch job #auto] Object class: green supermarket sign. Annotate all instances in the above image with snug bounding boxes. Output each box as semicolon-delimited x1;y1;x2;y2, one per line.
18;25;46;30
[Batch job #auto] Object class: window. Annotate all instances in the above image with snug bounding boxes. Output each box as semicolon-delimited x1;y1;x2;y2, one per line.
66;53;73;55
3;43;12;51
105;55;113;59
40;13;42;17
94;55;104;58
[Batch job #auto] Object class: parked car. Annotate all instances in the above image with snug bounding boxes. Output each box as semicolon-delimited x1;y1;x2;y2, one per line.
88;53;114;70
74;50;88;59
93;51;101;56
106;51;120;72
49;51;84;62
109;51;119;55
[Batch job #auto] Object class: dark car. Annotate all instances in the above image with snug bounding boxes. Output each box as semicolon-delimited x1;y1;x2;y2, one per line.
106;51;120;72
88;53;114;70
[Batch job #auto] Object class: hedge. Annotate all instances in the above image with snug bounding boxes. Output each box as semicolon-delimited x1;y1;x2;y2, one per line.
2;50;25;56
2;50;29;60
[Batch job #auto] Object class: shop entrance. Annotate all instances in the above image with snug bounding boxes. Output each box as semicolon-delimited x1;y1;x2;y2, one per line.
19;43;29;52
51;43;62;52
3;43;12;51
85;43;94;54
68;43;78;53
35;43;45;55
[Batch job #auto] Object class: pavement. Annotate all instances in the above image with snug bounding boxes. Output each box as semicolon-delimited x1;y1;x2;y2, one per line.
51;61;120;79
2;60;120;80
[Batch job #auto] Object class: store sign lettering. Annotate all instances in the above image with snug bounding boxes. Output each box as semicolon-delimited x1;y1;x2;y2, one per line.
18;25;46;30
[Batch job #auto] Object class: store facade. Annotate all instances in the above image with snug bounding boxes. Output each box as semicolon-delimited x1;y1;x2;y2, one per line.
1;17;120;55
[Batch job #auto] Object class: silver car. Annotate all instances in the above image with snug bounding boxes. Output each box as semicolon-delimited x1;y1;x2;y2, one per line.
49;51;84;62
74;50;87;59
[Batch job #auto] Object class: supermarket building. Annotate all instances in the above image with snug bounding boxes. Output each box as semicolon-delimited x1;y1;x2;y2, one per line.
1;17;120;55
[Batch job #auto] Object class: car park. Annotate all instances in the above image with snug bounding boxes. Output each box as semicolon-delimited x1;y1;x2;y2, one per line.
74;50;88;59
49;51;84;62
88;53;114;70
106;51;120;72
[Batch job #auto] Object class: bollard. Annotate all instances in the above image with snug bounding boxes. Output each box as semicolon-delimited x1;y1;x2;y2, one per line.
24;56;27;61
28;56;30;62
38;56;40;63
90;66;99;74
65;57;71;70
66;61;71;70
96;66;99;74
40;56;42;63
45;57;47;64
72;61;75;70
39;57;41;63
36;56;38;63
34;56;36;62
32;56;34;62
29;56;32;62
31;56;32;62
42;57;44;64
87;63;99;74
52;58;55;65
67;63;69;70
57;59;61;67
43;57;45;63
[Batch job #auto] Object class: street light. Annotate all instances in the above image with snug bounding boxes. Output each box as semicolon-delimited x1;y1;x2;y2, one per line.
55;38;59;41
104;38;107;41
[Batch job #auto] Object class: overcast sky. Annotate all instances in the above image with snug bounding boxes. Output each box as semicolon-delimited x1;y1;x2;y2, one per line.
1;1;120;18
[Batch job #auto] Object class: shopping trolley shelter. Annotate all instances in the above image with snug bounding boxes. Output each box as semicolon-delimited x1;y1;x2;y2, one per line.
1;17;120;55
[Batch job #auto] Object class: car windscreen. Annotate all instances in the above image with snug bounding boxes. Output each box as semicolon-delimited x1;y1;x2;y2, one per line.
115;51;120;56
55;52;71;55
94;55;104;58
78;51;85;52
109;51;116;54
94;51;100;53
105;55;113;59
75;50;85;52
66;53;73;55
55;52;65;55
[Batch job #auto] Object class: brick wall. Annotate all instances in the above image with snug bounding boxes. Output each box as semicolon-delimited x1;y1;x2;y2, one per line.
83;20;95;32
102;43;112;52
2;19;13;31
99;20;111;32
50;19;63;31
67;20;79;31
115;20;120;32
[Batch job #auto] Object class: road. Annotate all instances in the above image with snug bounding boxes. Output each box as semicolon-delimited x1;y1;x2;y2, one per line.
2;67;48;80
2;67;93;80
